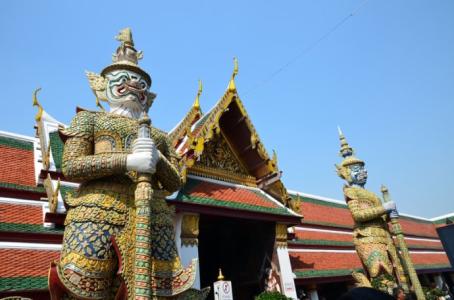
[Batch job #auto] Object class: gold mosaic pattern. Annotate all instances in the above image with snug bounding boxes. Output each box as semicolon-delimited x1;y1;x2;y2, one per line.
344;186;396;286
56;110;195;299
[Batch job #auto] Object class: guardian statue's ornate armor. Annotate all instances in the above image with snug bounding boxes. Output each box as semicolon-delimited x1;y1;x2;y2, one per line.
335;129;406;293
48;28;200;300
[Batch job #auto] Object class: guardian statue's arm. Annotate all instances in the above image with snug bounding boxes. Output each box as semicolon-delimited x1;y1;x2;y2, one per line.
61;111;127;181
345;188;387;223
154;136;182;193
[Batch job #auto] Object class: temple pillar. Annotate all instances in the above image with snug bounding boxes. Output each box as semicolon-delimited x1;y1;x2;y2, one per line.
434;273;444;289
307;284;319;300
275;223;298;299
174;213;201;289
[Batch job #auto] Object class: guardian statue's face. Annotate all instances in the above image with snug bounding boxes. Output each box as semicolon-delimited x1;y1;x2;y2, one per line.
105;70;149;118
349;163;368;187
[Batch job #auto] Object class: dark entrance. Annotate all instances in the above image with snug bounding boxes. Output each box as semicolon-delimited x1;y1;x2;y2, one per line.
198;214;275;300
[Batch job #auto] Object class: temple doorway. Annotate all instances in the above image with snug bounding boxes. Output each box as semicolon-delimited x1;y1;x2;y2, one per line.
198;214;275;300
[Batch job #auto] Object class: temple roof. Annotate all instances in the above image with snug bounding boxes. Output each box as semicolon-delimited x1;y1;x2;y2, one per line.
172;64;292;208
287;190;453;280
168;81;203;148
0;132;43;196
170;176;300;221
0;247;60;292
11;72;451;289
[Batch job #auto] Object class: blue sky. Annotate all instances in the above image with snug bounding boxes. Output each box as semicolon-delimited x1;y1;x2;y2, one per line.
1;1;453;218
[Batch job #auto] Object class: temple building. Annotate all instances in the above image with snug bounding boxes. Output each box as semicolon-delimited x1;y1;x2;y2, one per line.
0;66;453;299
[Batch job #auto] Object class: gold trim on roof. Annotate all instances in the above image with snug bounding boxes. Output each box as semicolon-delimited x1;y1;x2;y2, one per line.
168;81;203;146
44;174;60;213
32;88;43;122
228;57;238;92
188;165;257;187
176;59;288;203
193;80;202;109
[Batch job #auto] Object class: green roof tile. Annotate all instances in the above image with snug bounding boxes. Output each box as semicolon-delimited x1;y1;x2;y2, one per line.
433;217;454;225
414;264;452;270
0;222;64;234
49;131;64;170
0;136;33;151
399;215;434;224
0;276;47;291
191;112;212;133
176;194;293;216
60;185;76;201
294;268;363;278
301;220;352;229
0;182;45;193
290;194;347;209
173;178;294;216
291;239;354;247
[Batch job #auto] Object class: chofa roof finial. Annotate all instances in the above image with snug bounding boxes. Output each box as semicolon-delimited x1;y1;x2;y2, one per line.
228;57;239;92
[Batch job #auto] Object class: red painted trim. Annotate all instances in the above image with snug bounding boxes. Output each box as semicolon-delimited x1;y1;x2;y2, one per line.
295;275;354;285
0;187;45;200
48;260;71;300
0;290;50;300
287;241;355;251
111;236;123;276
416;268;454;274
0;231;63;244
299;223;352;232
39;170;67;181
44;212;66;225
170;200;302;224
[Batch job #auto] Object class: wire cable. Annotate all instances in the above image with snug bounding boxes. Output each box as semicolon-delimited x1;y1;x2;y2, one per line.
244;0;371;96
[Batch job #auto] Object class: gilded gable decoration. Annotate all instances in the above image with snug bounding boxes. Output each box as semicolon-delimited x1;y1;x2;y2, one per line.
180;214;199;247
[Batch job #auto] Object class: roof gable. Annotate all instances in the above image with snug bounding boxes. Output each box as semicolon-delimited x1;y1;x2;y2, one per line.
176;62;292;205
169;81;203;148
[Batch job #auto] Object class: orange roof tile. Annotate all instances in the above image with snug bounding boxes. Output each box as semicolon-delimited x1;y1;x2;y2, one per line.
290;251;362;271
173;177;294;216
410;251;451;267
398;217;438;238
0;146;36;187
0;249;59;278
300;202;354;228
294;228;352;243
0;203;43;225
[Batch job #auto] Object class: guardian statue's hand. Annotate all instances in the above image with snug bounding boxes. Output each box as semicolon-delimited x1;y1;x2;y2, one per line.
383;201;396;212
126;138;160;174
389;209;399;219
383;201;399;218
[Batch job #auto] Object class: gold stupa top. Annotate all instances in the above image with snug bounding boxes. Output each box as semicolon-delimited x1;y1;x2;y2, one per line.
337;126;364;167
101;28;151;85
217;268;225;281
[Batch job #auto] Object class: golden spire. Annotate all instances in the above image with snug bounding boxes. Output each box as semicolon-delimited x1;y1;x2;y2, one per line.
228;57;238;92
217;268;225;281
193;79;202;109
115;27;134;46
337;126;354;158
336;126;364;172
32;88;43;122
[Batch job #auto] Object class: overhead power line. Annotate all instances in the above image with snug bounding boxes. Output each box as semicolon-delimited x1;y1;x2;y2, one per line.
244;0;371;95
